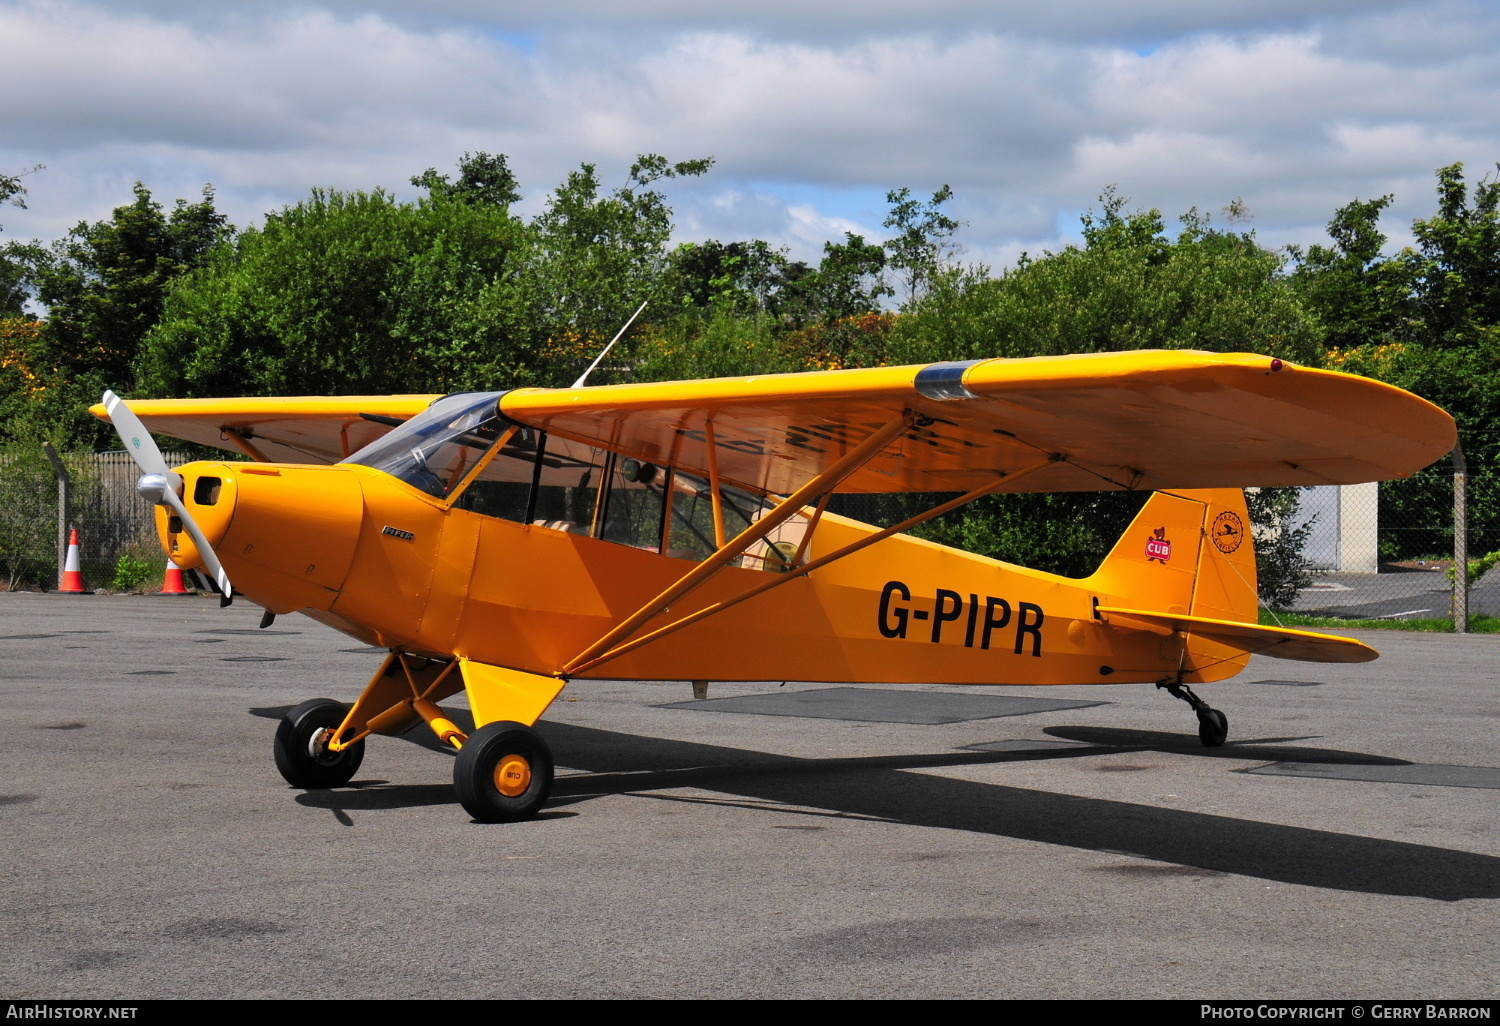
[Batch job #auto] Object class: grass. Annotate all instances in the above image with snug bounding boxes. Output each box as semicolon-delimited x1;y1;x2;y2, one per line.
1259;610;1500;633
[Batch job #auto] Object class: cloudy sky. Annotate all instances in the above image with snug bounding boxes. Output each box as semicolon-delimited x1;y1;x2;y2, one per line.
3;0;1498;269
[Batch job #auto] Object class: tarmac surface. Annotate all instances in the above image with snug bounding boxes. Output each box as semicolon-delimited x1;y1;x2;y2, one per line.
1;592;1497;1000
1289;566;1500;621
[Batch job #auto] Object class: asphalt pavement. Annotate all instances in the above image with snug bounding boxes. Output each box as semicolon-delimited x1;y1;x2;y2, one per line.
1;593;1496;1000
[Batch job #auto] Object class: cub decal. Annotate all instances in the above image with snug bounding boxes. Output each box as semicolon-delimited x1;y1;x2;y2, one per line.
1146;527;1172;563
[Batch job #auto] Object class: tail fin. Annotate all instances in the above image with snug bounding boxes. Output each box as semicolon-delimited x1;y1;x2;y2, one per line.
1089;489;1377;672
1087;487;1257;624
1086;489;1260;682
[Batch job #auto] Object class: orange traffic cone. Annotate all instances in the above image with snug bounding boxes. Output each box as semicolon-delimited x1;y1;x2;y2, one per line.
59;528;87;593
159;558;191;596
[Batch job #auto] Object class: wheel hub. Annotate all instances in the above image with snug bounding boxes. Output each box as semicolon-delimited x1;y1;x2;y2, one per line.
308;726;337;764
494;755;532;797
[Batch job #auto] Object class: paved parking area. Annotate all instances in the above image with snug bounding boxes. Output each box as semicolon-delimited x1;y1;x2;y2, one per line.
1;593;1496;999
1292;566;1500;620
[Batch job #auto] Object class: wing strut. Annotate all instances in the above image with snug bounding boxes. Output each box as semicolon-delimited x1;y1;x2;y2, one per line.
564;451;1063;677
221;427;271;463
561;412;918;676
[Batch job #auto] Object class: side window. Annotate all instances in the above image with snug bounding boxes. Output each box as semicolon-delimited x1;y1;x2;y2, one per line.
448;429;806;569
599;458;669;551
664;472;806;568
449;430;605;534
663;472;719;560
526;435;605;534
451;456;534;521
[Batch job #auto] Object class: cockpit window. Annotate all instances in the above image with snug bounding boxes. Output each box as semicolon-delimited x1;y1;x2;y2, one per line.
345;394;808;569
341;392;507;498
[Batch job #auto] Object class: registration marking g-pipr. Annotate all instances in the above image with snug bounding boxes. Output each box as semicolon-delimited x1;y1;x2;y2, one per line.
877;580;1044;656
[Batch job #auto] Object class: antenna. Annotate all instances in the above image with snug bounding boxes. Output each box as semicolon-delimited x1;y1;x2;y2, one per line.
572;300;649;389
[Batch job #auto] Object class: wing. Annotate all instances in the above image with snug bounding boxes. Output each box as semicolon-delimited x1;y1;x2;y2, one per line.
1097;607;1379;664
499;350;1456;496
88;395;440;464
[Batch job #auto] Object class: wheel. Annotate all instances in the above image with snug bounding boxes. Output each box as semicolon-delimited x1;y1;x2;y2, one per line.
1197;707;1229;748
274;698;365;788
453;721;554;823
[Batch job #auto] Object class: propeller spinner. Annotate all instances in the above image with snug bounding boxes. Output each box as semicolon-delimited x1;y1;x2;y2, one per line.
103;390;234;606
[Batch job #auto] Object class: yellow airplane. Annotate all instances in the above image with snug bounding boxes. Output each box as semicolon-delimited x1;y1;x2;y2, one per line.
93;350;1456;823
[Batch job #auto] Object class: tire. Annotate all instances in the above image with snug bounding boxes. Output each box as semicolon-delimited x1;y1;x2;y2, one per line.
453;721;554;823
274;698;365;788
1197;708;1229;748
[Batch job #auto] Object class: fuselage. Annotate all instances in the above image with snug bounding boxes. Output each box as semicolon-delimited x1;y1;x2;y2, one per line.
158;458;1254;687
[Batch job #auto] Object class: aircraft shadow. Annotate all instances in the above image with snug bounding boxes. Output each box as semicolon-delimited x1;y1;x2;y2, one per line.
1043;726;1413;765
534;720;1498;903
253;706;1499;901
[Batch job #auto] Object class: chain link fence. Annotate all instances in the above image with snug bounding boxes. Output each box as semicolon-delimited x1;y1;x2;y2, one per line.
0;450;183;593
1282;460;1496;626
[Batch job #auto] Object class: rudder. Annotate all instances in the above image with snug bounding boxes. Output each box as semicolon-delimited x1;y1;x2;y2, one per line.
1087;488;1260;683
1090;488;1258;612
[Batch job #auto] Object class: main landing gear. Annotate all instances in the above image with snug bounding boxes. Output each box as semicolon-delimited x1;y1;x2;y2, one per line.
273;698;366;787
453;721;555;823
272;653;559;824
1159;682;1230;747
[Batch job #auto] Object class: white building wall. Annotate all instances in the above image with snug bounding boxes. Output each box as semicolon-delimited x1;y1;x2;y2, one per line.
1289;483;1379;572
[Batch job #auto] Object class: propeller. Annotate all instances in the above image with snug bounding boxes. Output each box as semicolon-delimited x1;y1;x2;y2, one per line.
103;390;234;607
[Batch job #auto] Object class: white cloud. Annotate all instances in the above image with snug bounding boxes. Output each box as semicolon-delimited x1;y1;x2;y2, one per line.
1;0;1497;266
74;0;1418;45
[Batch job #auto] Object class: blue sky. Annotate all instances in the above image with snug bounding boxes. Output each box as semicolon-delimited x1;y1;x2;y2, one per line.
3;0;1498;269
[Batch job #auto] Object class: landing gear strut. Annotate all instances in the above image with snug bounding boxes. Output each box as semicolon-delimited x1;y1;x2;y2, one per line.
1159;682;1229;747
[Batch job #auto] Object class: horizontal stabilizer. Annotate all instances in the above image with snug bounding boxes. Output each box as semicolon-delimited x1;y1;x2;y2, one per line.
1097;606;1378;664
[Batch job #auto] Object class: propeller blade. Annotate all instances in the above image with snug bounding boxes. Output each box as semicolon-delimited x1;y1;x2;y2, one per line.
102;390;233;607
103;390;182;495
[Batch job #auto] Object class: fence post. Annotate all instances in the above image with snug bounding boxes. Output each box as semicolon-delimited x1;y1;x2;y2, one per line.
1452;444;1468;634
41;442;71;591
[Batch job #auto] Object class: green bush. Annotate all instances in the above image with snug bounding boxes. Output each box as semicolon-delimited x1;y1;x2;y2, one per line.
110;552;153;592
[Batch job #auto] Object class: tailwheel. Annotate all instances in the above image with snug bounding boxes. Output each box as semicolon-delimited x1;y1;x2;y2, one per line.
1159;682;1230;748
453;721;554;823
274;698;365;788
1197;707;1229;748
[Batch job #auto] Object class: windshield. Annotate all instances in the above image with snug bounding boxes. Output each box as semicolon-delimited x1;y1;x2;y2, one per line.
341;392;507;498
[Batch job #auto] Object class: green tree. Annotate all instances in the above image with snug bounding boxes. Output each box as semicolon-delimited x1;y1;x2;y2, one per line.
1288;196;1417;351
1;165;44;316
1246;487;1317;609
804;232;891;322
0;438;58;590
1313;165;1500;560
886;193;1323;367
139;187;532;398
528;154;713;380
142;153;716;398
411;151;521;209
0;164;43;233
1408;162;1500;347
883;185;960;307
668;239;798;316
32;183;230;392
